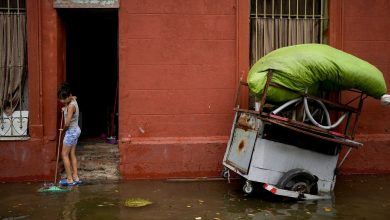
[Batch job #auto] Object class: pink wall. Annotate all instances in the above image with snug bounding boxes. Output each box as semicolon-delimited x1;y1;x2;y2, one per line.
0;0;63;181
2;0;389;182
118;0;239;178
118;0;390;178
330;0;390;174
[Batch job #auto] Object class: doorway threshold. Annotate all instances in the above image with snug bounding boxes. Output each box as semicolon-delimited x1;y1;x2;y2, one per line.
61;137;120;182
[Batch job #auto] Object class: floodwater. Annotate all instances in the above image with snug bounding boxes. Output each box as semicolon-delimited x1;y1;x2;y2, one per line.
1;175;389;220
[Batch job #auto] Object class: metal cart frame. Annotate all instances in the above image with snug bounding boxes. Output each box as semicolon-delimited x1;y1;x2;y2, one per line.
222;70;367;200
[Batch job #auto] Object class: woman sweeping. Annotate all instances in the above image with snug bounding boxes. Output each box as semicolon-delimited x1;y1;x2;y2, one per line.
58;82;82;186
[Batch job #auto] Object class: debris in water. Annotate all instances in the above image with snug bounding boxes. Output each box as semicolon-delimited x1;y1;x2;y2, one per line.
323;207;332;212
124;198;152;208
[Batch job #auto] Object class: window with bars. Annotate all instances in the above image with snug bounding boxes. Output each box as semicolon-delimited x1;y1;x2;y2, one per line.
250;0;328;65
0;0;28;139
0;0;26;11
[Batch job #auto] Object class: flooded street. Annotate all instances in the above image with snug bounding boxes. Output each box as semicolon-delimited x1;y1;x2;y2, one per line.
1;175;389;220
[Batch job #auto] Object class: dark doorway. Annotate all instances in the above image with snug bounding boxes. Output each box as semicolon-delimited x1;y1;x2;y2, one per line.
60;9;118;139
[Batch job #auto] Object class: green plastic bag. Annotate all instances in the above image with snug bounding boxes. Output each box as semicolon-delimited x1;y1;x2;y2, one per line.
247;44;387;102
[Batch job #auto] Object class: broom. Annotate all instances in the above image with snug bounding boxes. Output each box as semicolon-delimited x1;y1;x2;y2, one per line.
38;110;68;192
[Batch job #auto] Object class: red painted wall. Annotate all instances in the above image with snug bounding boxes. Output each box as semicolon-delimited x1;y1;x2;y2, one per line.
118;0;240;179
0;0;63;181
330;0;390;174
118;0;390;178
1;0;389;182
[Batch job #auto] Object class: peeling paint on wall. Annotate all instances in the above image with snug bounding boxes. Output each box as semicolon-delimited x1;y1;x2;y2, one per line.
54;0;119;8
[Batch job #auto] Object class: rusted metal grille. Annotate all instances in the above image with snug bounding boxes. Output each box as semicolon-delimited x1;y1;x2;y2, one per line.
250;0;328;64
0;0;28;140
53;0;119;8
248;0;328;109
0;0;26;12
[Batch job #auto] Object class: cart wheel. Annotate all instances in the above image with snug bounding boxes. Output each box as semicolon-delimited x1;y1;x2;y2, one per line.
277;169;318;195
243;180;253;194
221;167;229;179
222;170;229;179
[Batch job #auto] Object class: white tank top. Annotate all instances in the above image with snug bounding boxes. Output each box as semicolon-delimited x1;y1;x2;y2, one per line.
64;99;79;128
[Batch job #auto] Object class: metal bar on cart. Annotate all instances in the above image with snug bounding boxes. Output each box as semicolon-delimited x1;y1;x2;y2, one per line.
234;107;260;115
234;81;249;108
344;92;365;106
263;183;331;200
337;147;353;169
234;106;355;141
344;112;353;138
269;82;360;113
264;81;365;143
233;78;365;148
233;80;241;108
337;94;367;169
267;113;347;138
350;93;365;138
261;117;362;148
258;70;273;114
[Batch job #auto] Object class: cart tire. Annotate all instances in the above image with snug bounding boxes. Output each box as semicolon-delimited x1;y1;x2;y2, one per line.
221;167;229;179
277;169;318;195
222;170;229;179
243;181;253;194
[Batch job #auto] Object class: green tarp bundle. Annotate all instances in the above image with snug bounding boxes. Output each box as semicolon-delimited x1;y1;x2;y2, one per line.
248;44;387;102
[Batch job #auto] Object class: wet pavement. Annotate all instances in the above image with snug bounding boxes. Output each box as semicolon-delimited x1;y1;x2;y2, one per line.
1;175;389;220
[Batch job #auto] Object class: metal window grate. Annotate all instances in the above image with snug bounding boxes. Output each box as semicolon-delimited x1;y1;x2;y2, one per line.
0;0;28;139
250;0;328;64
0;0;26;12
249;0;328;110
250;0;324;19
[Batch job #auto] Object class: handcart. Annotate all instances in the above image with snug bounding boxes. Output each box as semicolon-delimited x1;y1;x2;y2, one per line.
222;70;367;200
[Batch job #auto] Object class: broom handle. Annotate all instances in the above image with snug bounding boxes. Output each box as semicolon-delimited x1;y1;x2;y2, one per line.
54;111;64;184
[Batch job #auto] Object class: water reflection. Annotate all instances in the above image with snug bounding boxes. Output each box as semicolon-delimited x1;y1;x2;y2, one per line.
0;175;389;219
61;187;79;219
220;184;337;220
